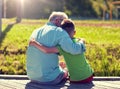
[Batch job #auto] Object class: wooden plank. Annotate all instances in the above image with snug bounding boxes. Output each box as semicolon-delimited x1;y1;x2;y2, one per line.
93;81;120;89
0;75;120;89
94;77;120;81
0;79;120;89
0;75;29;80
0;79;26;89
0;75;120;81
0;85;13;89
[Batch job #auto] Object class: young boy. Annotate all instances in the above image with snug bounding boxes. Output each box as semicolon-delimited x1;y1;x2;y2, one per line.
29;19;94;83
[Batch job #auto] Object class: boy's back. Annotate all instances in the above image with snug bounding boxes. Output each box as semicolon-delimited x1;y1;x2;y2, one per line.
57;38;94;81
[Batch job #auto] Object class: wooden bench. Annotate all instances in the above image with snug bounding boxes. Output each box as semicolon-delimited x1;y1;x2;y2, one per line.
0;75;120;89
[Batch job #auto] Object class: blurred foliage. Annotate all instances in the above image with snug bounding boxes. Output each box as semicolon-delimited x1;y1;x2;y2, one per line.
2;0;120;19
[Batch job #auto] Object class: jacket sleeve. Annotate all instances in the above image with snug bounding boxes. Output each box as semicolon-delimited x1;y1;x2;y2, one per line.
58;30;86;55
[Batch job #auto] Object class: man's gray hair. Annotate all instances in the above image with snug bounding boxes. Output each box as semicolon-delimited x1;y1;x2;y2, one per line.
48;11;68;22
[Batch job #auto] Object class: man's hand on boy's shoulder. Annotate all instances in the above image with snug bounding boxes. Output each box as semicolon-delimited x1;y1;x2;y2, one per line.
80;38;86;44
77;38;86;44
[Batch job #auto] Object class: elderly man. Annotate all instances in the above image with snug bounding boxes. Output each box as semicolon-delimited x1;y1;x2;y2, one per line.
26;11;85;85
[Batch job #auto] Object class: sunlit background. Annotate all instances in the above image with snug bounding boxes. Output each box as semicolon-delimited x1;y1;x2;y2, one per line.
1;0;120;19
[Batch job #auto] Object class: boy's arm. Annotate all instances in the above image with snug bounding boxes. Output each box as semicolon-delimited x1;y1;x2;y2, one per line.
29;39;58;53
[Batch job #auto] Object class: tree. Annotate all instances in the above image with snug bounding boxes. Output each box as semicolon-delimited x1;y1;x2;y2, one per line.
6;0;16;18
23;0;64;19
0;0;2;37
16;0;22;23
3;0;7;18
64;0;97;18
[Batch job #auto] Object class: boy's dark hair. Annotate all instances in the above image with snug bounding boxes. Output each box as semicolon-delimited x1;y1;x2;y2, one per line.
61;19;75;34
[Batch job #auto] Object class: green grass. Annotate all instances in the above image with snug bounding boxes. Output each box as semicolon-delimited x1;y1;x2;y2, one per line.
75;26;120;44
0;19;120;76
74;21;120;76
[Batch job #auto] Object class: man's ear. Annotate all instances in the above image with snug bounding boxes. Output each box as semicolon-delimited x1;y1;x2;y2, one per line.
56;19;60;23
74;30;76;34
55;19;61;26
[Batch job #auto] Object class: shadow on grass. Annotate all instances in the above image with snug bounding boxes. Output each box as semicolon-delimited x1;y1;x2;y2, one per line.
0;23;16;46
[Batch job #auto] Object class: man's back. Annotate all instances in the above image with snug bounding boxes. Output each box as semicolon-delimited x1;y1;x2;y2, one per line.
26;22;66;82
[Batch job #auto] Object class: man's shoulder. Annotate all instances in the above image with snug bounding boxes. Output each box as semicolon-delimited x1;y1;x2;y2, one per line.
55;27;67;34
55;27;69;37
56;27;63;31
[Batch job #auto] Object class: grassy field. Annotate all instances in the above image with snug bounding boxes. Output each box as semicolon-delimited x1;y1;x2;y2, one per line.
0;19;120;76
